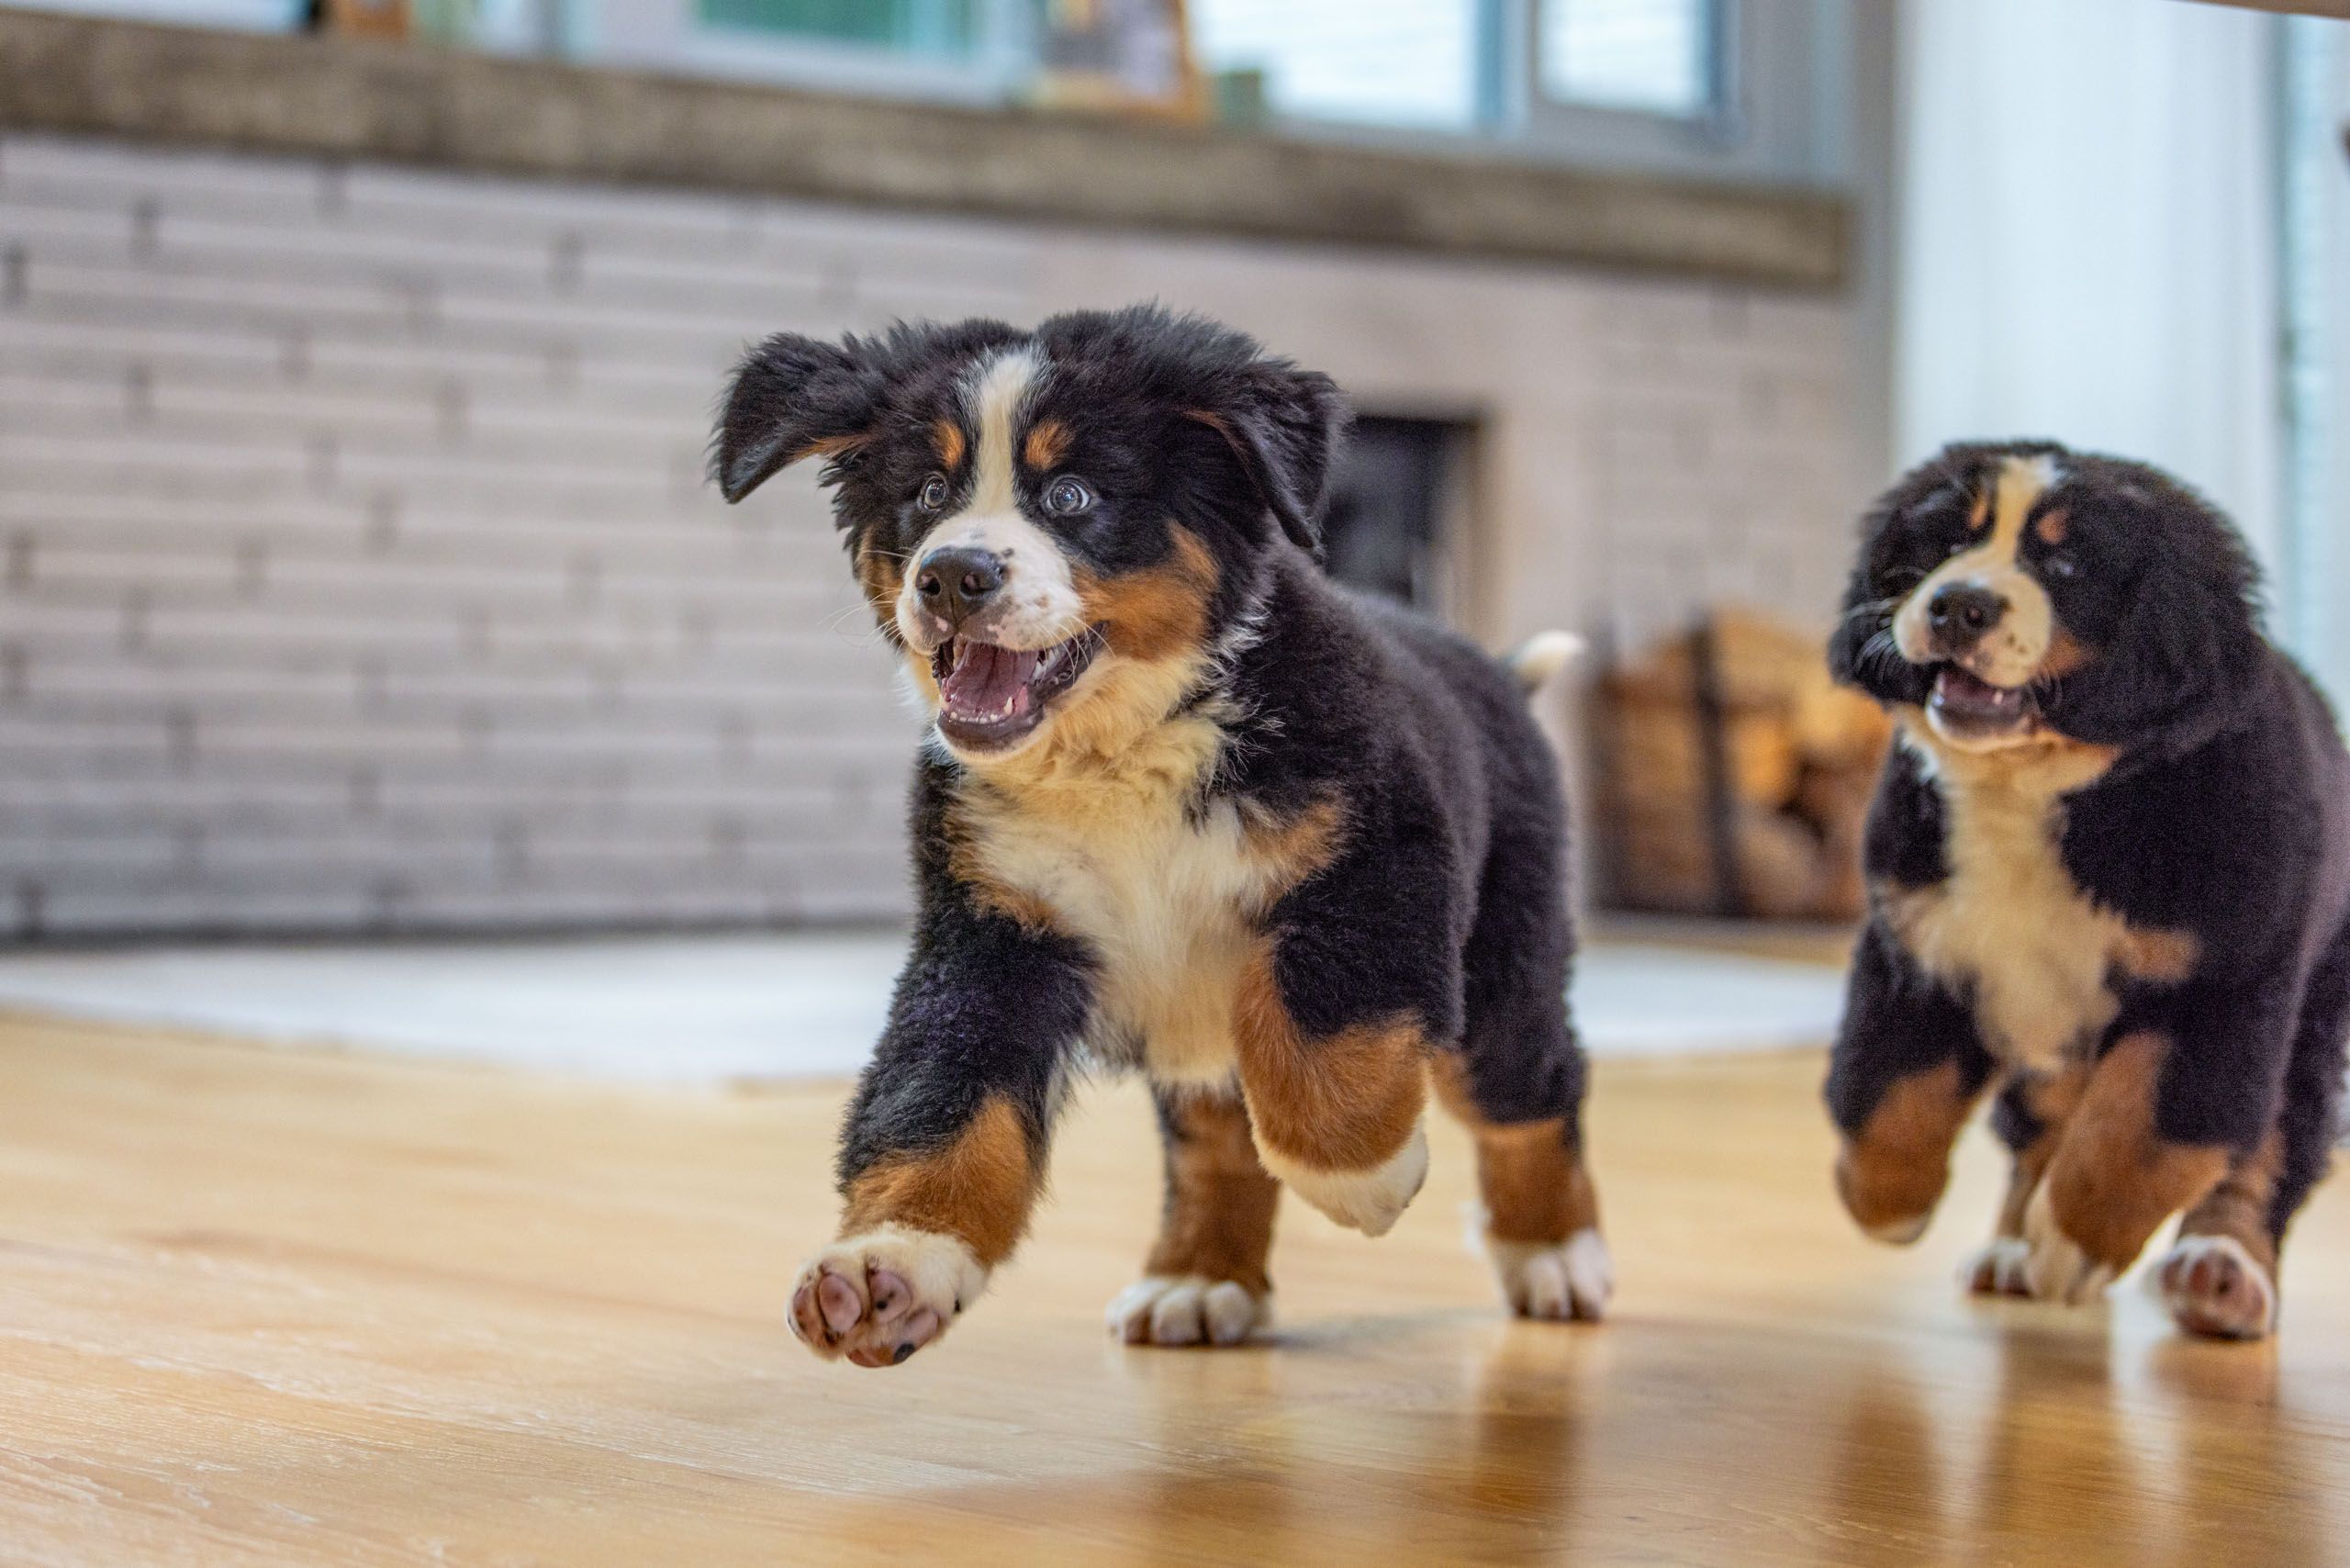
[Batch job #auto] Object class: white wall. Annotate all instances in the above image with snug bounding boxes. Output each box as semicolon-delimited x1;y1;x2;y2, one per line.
0;133;1865;937
1895;0;2284;568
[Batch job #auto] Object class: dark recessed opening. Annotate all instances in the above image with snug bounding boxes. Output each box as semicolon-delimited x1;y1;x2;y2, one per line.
1322;414;1471;613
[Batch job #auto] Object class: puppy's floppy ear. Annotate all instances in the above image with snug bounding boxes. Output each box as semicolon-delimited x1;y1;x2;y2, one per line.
713;333;884;503
2054;489;2266;756
2071;548;2266;755
1187;364;1349;561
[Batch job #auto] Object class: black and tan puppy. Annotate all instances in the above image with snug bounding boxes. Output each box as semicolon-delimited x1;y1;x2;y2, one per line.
1825;441;2350;1338
714;306;1608;1367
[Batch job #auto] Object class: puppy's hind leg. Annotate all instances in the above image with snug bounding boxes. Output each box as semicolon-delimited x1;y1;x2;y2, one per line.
1433;1052;1610;1322
1438;821;1610;1322
1108;1085;1280;1348
2160;920;2350;1339
1964;1067;2084;1296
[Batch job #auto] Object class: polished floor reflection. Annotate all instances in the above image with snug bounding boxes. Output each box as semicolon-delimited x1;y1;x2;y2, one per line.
0;1014;2343;1565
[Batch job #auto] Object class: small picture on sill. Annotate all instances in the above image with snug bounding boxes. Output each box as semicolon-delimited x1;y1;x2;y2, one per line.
1035;0;1205;122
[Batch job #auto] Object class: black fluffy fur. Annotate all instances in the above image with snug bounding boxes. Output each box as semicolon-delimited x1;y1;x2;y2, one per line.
1827;440;2350;1254
715;305;1584;1217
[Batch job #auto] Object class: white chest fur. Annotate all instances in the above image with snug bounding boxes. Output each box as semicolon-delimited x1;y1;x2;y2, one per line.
956;768;1313;1086
1886;730;2192;1074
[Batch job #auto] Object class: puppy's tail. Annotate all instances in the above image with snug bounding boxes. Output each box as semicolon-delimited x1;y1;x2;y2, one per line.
1506;630;1586;698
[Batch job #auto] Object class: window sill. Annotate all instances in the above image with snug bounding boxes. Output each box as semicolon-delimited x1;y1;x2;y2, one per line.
0;9;1850;289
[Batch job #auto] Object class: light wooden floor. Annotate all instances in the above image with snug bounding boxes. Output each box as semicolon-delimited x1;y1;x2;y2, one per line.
3;1011;2346;1567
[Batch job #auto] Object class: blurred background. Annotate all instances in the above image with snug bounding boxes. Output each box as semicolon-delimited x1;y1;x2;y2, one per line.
0;0;2344;1074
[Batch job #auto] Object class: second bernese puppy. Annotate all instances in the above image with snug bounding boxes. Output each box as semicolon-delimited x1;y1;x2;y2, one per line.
1825;441;2349;1339
714;306;1608;1368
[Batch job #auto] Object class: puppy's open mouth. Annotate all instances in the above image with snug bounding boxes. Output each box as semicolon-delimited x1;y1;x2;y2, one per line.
1929;665;2036;739
930;631;1099;750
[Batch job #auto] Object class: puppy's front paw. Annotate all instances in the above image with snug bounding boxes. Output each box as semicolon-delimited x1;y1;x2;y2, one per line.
2159;1234;2277;1340
787;1226;987;1368
1264;1123;1428;1238
1105;1275;1270;1347
1962;1237;2032;1296
1488;1227;1613;1322
2021;1185;2118;1305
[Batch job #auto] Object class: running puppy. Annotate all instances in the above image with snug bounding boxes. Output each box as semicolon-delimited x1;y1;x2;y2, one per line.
714;306;1608;1367
1825;441;2349;1339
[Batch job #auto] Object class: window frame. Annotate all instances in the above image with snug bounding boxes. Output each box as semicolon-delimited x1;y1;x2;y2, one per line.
1509;0;1841;183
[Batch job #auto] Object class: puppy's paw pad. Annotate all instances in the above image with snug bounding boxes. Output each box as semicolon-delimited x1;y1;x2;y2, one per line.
2021;1187;2118;1305
1490;1228;1613;1322
2159;1234;2276;1340
1962;1237;2032;1296
1266;1125;1429;1238
787;1226;986;1367
1106;1274;1269;1347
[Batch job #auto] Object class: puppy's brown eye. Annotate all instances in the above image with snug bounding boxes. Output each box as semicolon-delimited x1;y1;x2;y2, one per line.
1044;476;1092;516
1946;539;1970;558
918;475;950;511
2044;552;2077;579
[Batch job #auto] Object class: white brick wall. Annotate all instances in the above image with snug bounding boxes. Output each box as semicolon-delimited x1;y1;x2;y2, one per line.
0;133;1866;938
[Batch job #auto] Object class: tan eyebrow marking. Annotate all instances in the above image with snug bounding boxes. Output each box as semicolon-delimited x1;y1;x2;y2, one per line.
1968;489;1993;532
933;419;966;471
1981;455;2051;567
2035;508;2070;545
1023;418;1070;471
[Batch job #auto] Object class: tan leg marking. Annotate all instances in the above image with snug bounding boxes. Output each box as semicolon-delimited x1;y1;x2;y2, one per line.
1143;1092;1281;1293
1836;1059;1980;1244
2024;1031;2230;1304
839;1094;1041;1269
2162;1131;2285;1338
1430;1055;1599;1245
1234;946;1428;1236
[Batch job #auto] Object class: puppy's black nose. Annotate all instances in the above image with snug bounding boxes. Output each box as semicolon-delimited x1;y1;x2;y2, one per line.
1926;582;2008;646
915;546;1006;625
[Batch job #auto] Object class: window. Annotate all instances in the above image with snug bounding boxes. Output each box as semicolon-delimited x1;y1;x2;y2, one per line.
1189;0;1486;132
1539;0;1720;119
1184;0;1827;183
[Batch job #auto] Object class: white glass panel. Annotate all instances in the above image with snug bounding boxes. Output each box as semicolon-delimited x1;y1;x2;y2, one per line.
1190;0;1477;130
1539;0;1713;118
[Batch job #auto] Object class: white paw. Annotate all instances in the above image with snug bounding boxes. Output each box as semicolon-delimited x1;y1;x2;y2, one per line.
1105;1274;1270;1347
1962;1236;2032;1296
2158;1234;2277;1340
1487;1227;1614;1321
787;1225;988;1367
2021;1185;2117;1305
1261;1123;1428;1238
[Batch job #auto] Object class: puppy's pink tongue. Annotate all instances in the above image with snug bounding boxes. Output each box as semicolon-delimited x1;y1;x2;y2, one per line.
942;644;1039;717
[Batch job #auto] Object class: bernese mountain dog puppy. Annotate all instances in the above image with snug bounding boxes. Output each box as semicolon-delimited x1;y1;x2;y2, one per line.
1825;441;2350;1339
713;306;1608;1368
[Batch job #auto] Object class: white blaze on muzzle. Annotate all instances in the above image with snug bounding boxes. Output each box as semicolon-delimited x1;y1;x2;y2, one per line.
1893;454;2058;689
893;347;1085;655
